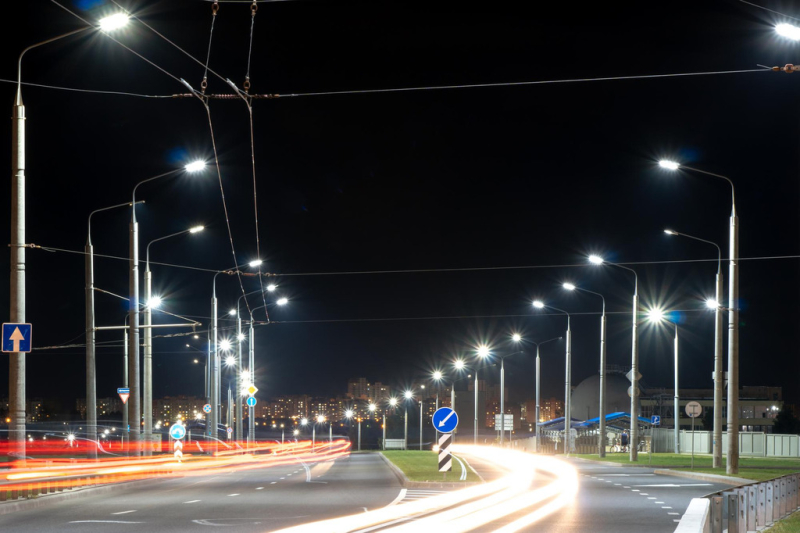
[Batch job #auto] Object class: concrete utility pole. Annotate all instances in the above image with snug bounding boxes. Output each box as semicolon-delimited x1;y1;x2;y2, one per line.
727;203;739;474
248;320;255;445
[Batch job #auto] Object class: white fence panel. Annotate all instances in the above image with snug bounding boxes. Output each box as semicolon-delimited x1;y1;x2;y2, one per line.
680;430;712;454
765;434;800;458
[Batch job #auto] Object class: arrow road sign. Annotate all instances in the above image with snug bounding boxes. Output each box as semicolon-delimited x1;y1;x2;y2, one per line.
169;423;186;440
2;323;32;353
173;439;184;462
117;388;130;405
202;404;211;414
432;407;459;433
246;397;257;407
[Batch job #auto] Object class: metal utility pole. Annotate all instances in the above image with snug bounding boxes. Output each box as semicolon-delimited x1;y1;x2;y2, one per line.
86;202;137;459
128;212;141;456
123;325;129;450
630;283;640;461
248;320;255;445
673;324;680;454
236;312;243;443
474;372;479;445
419;400;423;450
500;358;505;446
728;204;739;474
210;273;221;445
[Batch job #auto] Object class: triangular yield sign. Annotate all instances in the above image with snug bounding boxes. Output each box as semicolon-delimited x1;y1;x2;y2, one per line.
118;393;130;405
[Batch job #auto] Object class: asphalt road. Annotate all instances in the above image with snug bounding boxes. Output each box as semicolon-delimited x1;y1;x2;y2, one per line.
464;455;733;532
0;451;737;532
0;452;403;533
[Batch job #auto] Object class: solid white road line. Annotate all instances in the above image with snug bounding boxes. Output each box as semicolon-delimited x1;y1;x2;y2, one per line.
70;521;142;524
112;510;137;515
228;493;240;497
256;487;264;490
387;489;407;507
184;500;201;504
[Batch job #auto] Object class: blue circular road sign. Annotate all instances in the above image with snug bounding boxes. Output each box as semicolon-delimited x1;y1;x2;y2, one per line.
169;423;186;440
202;404;212;414
432;407;459;433
246;396;257;407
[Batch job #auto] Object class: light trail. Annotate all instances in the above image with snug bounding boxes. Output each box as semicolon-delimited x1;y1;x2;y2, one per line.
271;445;578;533
0;440;350;493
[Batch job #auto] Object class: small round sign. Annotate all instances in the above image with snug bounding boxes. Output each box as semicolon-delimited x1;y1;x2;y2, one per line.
227;427;233;434
685;401;703;418
202;404;212;414
246;396;257;407
432;407;459;433
169;423;186;440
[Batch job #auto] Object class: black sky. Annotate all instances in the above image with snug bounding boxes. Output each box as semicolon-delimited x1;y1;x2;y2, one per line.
0;0;798;410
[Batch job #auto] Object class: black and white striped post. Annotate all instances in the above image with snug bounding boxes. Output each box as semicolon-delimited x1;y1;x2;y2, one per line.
438;433;452;477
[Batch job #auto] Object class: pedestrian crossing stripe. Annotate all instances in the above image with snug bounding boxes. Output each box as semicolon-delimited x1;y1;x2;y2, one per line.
438;433;452;472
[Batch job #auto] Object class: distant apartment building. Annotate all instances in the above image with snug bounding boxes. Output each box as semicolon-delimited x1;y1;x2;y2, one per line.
347;378;371;400
152;396;205;424
76;397;123;420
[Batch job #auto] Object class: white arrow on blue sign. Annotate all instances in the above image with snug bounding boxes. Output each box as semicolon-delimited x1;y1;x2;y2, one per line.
432;407;459;433
2;323;32;353
651;415;661;426
169;423;186;440
246;397;257;407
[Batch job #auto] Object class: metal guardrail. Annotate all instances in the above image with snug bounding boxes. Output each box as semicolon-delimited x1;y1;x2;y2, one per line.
677;473;799;532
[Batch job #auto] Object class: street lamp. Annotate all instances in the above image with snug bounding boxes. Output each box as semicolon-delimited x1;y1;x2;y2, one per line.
529;337;562;452
647;308;680;454
127;162;206;456
85;200;142;460
143;225;204;452
11;10;130;460
474;346;491;445
563;282;608;457
657;159;739;474
384;397;398;450
588;254;641;461
663;228;724;467
776;23;800;40
533;300;573;455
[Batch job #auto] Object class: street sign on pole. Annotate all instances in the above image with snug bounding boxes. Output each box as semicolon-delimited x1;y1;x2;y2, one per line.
432;407;459;433
685;401;703;418
1;323;32;353
651;415;661;426
173;438;183;461
202;404;211;414
117;387;130;405
246;385;258;396
625;369;642;383
246;397;257;407
494;414;513;432
438;433;452;473
169;423;186;440
227;427;233;439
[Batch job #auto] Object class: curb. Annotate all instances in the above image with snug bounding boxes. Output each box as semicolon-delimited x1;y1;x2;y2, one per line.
653;469;751;486
0;476;176;515
572;458;627;467
377;452;481;490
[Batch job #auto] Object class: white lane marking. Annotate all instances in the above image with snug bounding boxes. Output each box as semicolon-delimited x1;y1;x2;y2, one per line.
640;493;649;495
673;519;681;522
270;482;277;484
228;493;240;497
668;512;680;515
280;477;286;480
614;483;621;486
70;521;142;524
648;497;657;500
184;500;201;504
287;474;293;476
387;489;407;507
631;489;640;492
623;486;631;488
601;474;656;477
112;511;137;515
256;487;264;490
662;506;672;509
634;483;712;487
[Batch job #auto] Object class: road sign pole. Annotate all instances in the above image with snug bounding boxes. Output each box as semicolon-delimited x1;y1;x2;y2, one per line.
248;320;254;446
123;328;128;452
674;324;680;455
691;415;695;469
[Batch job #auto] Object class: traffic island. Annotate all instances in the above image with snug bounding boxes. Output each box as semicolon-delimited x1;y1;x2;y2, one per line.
379;451;483;489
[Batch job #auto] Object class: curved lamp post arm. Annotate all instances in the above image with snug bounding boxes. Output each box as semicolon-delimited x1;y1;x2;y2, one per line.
668;230;722;275
17;27;92;103
681;165;736;214
88;201;141;245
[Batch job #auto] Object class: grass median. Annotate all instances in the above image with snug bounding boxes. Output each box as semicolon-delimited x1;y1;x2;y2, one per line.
381;451;481;482
573;453;800;481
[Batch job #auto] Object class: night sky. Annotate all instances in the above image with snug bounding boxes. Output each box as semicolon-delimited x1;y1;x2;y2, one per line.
0;0;798;412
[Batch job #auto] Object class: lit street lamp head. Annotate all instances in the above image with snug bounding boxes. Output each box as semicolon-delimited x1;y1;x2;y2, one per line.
237;334;246;342
647;308;665;323
389;398;398;406
562;282;576;291
301;418;308;426
432;371;443;381
248;259;263;268
511;333;522;342
229;309;237;316
664;229;678;235
477;345;490;358
219;339;232;352
454;359;465;370
276;297;289;306
147;296;162;309
345;410;354;419
776;23;800;40
225;355;236;367
98;13;130;32
316;415;325;423
532;300;545;309
706;298;721;309
404;390;413;399
189;225;205;233
658;160;680;171
267;284;277;292
368;403;376;412
588;255;604;265
184;160;206;173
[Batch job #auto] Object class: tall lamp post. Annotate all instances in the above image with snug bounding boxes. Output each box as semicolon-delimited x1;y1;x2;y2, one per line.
128;161;205;455
12;12;129;460
403;390;413;449
533;300;572;455
474;346;492;444
385;398;398;450
86;200;140;459
563;282;607;457
658;159;739;474
647;308;680;454
588;255;640;461
530;337;562;452
664;228;723;467
143;226;204;454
